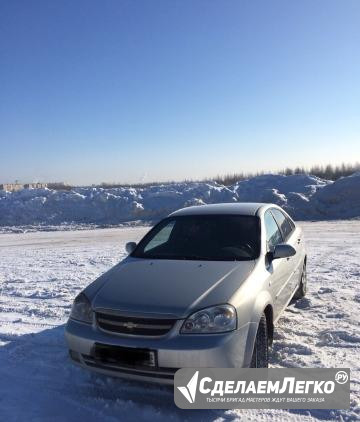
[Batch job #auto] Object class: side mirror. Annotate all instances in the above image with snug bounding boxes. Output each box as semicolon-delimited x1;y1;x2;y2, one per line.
125;242;137;254
272;243;296;260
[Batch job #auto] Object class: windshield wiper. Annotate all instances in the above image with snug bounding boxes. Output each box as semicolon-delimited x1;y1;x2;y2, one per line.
136;254;248;261
180;255;219;261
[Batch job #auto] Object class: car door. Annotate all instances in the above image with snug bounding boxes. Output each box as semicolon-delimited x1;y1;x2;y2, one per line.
270;209;302;298
264;210;291;319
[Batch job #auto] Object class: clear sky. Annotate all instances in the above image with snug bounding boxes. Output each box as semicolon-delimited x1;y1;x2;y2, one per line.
0;0;359;185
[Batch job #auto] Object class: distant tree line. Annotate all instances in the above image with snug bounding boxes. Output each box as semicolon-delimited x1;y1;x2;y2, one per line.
282;162;360;180
211;162;360;186
47;182;73;191
60;162;359;189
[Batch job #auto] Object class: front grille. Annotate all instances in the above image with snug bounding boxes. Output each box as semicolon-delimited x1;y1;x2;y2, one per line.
96;312;176;336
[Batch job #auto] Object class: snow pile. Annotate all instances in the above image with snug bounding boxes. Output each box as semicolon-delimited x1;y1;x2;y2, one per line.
0;173;359;226
233;173;329;201
0;182;236;226
309;172;360;219
232;174;330;215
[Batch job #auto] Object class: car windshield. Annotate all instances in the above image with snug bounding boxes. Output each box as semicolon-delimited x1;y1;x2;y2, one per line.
132;215;260;261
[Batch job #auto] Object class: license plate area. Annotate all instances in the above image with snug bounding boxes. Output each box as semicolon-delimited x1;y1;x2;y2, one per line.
92;343;157;368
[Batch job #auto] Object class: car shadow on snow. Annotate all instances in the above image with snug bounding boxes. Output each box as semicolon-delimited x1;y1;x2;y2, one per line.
0;324;348;422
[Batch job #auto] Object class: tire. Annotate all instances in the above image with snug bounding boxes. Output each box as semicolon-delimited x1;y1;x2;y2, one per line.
293;260;307;300
250;314;269;368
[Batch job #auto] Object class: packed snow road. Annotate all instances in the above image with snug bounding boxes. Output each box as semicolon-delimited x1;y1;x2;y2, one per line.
0;222;359;421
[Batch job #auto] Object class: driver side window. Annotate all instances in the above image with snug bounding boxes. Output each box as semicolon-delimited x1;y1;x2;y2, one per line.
264;211;283;251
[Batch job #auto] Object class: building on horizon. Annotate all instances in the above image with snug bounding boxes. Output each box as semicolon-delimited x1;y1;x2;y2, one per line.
24;183;48;189
0;183;24;192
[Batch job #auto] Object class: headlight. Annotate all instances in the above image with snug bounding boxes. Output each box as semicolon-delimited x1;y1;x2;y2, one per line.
70;293;93;324
180;304;237;334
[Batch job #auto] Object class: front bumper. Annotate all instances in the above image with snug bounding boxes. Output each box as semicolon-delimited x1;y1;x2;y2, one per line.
65;318;254;385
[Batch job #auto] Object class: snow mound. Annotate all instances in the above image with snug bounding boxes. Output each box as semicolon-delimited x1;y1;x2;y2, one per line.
309;172;360;219
0;182;236;226
0;173;359;226
233;173;329;200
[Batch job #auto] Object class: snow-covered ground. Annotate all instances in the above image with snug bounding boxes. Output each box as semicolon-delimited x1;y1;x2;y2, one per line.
0;222;359;421
1;173;360;227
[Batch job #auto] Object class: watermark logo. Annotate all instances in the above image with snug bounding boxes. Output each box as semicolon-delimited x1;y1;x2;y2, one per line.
177;371;199;403
335;371;348;384
174;368;350;409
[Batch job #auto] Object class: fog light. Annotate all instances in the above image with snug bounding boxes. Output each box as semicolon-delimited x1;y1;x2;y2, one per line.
69;350;81;362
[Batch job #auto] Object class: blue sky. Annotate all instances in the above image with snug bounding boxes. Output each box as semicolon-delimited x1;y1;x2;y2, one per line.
0;0;359;184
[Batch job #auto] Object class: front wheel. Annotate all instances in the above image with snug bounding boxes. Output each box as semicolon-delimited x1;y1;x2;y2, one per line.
250;314;269;368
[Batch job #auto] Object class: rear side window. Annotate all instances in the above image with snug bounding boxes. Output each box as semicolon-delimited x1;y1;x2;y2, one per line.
271;209;294;240
264;211;283;251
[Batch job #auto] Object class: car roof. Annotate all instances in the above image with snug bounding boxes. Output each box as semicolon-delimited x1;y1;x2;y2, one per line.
170;202;272;217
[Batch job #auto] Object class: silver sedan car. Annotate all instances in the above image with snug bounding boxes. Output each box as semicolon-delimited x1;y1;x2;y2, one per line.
65;203;307;384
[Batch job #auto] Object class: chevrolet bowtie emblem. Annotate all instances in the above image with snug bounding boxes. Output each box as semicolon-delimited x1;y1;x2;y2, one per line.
123;322;138;329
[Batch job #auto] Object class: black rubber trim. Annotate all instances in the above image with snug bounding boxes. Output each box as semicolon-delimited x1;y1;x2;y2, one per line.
82;354;178;379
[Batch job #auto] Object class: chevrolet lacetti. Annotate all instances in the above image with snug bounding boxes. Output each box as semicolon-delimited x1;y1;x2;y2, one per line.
65;203;307;384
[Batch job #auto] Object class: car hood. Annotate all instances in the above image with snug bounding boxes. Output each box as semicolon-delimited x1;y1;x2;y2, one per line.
90;257;255;318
